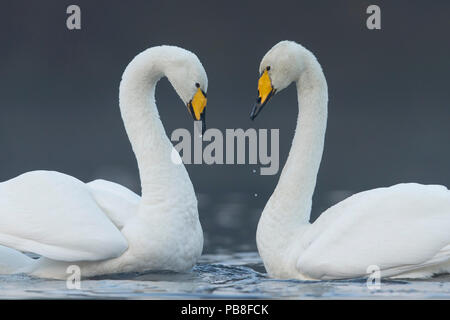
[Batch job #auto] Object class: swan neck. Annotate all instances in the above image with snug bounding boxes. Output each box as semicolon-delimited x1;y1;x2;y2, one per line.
118;51;188;202
268;55;328;224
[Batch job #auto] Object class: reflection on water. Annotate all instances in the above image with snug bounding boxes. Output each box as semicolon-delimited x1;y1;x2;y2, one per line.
1;252;449;299
0;192;449;299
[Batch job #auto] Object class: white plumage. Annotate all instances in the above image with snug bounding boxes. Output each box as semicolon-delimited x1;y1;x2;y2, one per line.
254;41;450;280
0;45;206;279
0;171;128;262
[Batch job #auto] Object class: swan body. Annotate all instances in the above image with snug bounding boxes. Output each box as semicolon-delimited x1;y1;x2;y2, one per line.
252;41;450;280
0;46;207;279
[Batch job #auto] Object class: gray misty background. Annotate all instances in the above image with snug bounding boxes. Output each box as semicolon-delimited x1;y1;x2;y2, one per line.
0;1;449;253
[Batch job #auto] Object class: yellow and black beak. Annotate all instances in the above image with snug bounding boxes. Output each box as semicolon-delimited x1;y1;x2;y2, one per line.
250;69;276;120
187;88;207;134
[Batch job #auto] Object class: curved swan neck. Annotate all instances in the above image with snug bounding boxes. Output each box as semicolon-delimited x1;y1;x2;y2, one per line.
266;51;328;225
119;49;190;203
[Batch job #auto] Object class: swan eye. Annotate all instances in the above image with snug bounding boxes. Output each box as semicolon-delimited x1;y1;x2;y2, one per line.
195;83;200;88
266;66;271;71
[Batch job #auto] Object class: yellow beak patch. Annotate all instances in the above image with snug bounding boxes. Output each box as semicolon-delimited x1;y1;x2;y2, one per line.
189;88;207;120
258;69;273;105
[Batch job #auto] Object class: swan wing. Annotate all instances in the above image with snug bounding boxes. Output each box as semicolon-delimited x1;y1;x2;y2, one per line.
297;183;450;279
0;171;128;262
87;179;140;230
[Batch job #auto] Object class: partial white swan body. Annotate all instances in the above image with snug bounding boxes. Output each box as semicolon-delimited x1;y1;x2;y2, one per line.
252;41;450;280
0;46;207;279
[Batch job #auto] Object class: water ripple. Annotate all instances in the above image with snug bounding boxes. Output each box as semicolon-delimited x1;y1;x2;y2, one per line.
0;252;449;299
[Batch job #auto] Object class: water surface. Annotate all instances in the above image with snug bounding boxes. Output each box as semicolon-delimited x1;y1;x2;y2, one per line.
1;252;449;299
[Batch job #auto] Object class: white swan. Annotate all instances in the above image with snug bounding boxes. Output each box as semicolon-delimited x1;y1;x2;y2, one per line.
0;45;207;279
251;40;450;280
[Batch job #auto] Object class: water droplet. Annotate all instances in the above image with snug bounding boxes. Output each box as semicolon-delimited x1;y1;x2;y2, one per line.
252;169;257;174
254;193;258;197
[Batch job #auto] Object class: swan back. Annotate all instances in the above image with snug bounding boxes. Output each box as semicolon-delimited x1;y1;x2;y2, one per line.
297;184;450;279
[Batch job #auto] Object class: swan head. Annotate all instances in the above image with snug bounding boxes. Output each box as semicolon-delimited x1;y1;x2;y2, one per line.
250;40;307;120
162;46;208;133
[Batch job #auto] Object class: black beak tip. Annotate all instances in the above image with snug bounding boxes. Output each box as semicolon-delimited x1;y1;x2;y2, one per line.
201;124;206;135
201;111;206;135
250;103;260;121
250;89;275;121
